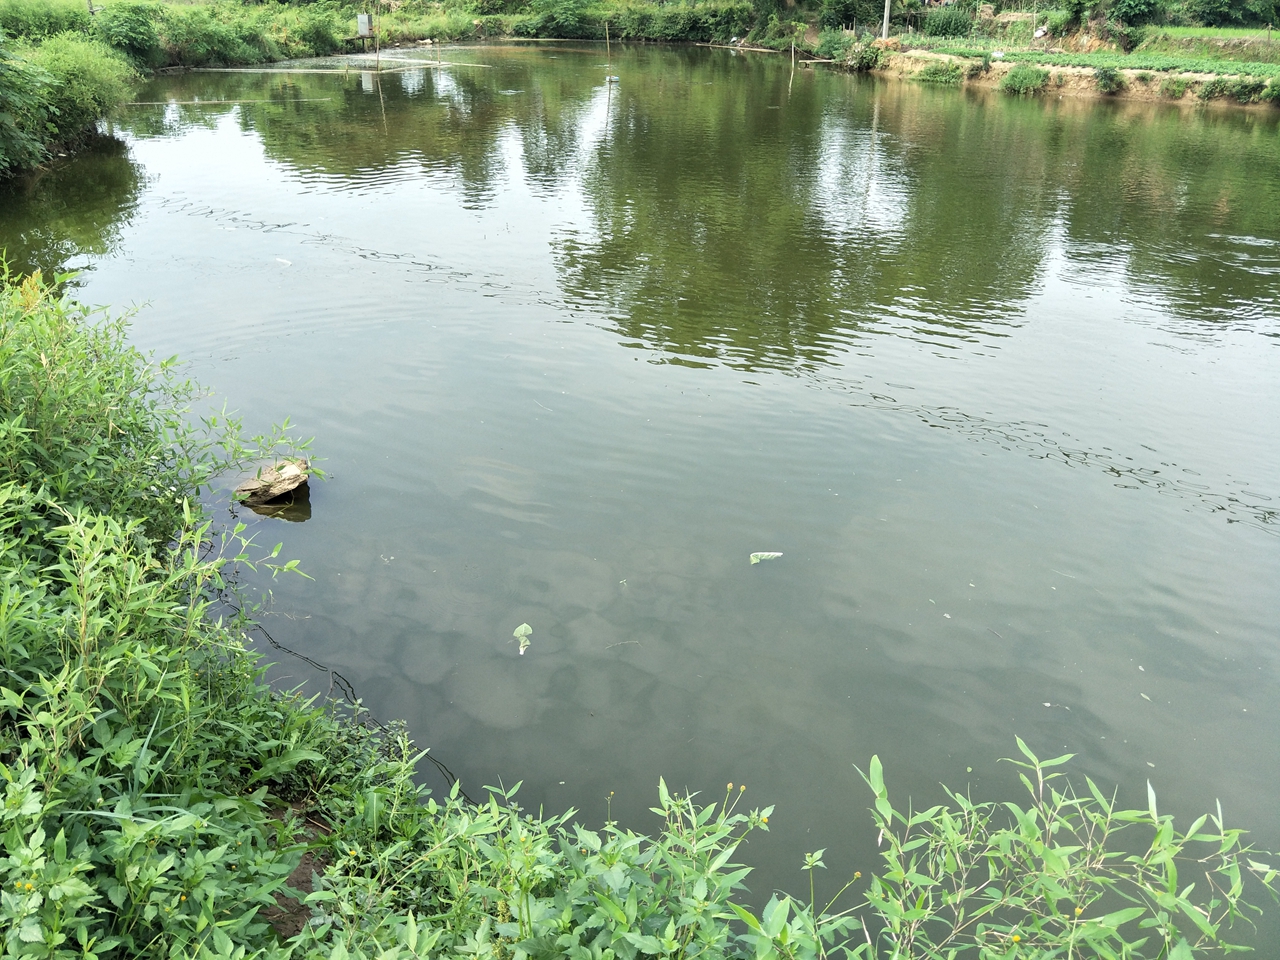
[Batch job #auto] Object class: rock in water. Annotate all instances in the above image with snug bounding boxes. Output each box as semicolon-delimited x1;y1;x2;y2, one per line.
234;458;310;504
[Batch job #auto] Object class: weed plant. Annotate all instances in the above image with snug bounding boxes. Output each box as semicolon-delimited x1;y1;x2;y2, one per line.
964;52;992;77
0;42;48;173
922;6;973;36
16;36;136;143
1198;72;1269;97
1095;64;1126;90
0;36;134;172
815;27;855;59
1000;62;1051;92
0;0;89;40
915;60;964;82
844;39;884;70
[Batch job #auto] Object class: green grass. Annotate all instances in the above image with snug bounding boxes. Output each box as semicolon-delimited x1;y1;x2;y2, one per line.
0;0;90;39
930;43;1280;77
1158;23;1279;37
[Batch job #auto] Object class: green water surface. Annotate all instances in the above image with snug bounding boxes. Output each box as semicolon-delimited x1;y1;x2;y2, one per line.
3;43;1279;911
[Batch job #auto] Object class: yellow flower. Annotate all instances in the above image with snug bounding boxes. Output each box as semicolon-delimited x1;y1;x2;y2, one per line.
1074;906;1082;915
181;895;187;902
1012;934;1021;942
349;849;357;855
761;816;769;824
739;785;746;792
854;871;862;879
727;783;734;791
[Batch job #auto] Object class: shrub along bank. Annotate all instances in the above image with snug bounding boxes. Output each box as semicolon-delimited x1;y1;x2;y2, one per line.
2;270;1278;958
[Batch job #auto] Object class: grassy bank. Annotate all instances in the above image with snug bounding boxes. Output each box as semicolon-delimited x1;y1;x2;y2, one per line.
864;41;1280;101
0;35;135;175
2;271;1278;958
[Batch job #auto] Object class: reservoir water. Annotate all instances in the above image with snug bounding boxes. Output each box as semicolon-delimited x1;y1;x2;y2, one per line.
3;43;1278;913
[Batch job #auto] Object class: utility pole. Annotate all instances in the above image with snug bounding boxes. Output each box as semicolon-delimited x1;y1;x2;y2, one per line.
881;0;891;40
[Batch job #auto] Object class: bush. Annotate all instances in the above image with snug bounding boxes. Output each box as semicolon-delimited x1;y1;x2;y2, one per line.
1160;75;1189;96
1044;8;1074;34
820;0;880;29
474;0;530;13
1187;0;1278;25
1000;62;1050;93
1063;0;1092;24
1112;0;1164;22
529;0;590;35
1228;75;1268;99
922;5;973;36
0;0;89;40
19;35;135;144
605;3;756;42
815;27;854;58
916;60;963;82
844;38;883;70
1198;75;1231;97
294;8;342;56
1095;64;1125;91
93;1;164;67
965;51;992;77
1106;18;1147;50
156;5;277;67
1199;74;1269;100
0;40;47;173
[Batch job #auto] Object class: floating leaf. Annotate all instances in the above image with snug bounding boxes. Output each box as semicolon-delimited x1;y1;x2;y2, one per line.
512;623;532;655
750;552;783;565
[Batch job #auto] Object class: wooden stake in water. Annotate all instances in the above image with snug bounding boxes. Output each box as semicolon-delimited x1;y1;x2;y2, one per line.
606;21;612;77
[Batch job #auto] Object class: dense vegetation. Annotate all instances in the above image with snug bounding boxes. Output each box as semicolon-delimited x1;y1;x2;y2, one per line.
1;269;1277;957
